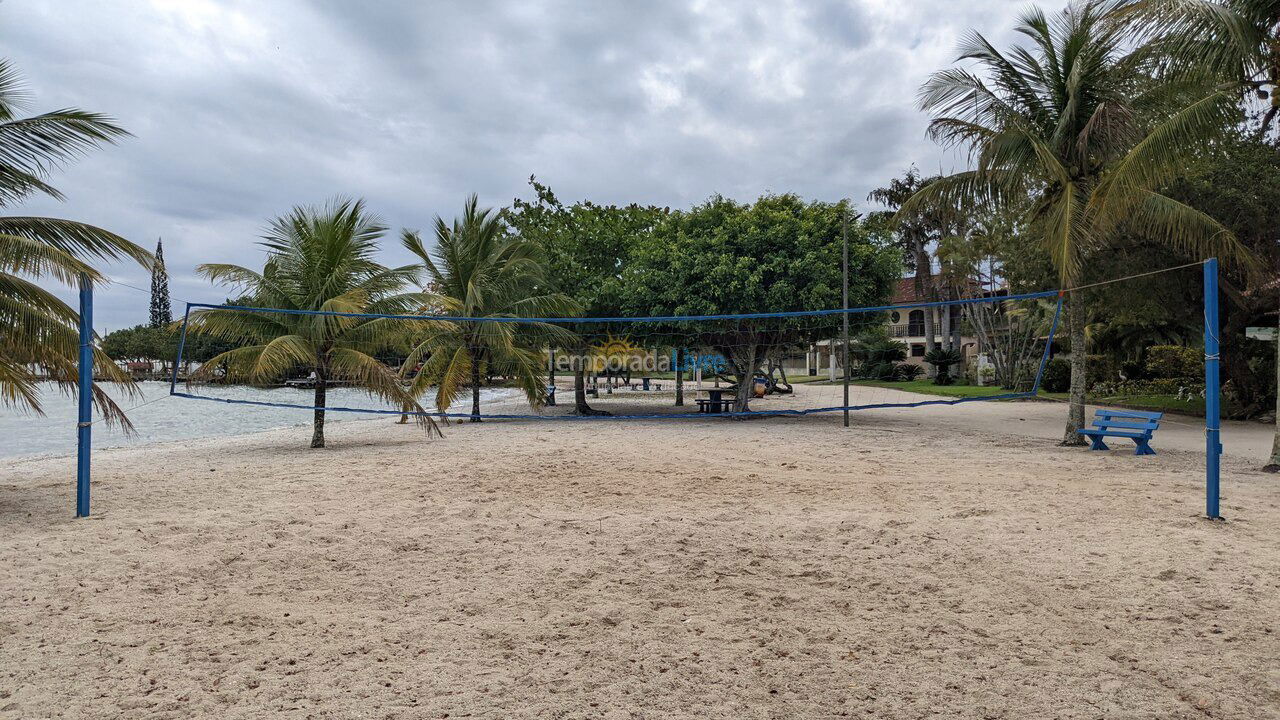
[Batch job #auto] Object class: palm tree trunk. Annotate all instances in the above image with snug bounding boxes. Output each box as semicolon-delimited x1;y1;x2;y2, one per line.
940;304;951;351
470;360;482;423
675;348;684;406
1265;307;1280;472
1062;291;1087;446
913;241;936;355
311;358;327;449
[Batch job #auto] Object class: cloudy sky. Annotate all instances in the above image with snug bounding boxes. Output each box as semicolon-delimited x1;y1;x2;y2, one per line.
9;0;1026;330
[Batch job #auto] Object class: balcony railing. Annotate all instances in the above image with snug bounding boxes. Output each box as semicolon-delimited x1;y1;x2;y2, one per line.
889;324;927;338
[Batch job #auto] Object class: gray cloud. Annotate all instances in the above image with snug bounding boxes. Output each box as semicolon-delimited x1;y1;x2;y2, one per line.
6;0;1026;330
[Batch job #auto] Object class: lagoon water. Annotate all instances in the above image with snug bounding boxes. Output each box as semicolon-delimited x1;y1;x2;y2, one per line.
0;382;511;460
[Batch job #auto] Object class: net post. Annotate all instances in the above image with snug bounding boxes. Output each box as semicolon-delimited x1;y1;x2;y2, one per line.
1204;258;1222;519
76;274;92;518
170;302;192;395
841;209;850;428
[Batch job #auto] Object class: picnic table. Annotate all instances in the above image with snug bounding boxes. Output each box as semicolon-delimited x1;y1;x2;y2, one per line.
695;388;739;414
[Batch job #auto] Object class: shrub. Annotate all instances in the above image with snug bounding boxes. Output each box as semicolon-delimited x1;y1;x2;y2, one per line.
1145;345;1202;380
896;363;924;381
1087;354;1120;384
1091;378;1205;399
1120;358;1148;381
923;347;963;386
851;336;907;366
870;361;898;381
1042;357;1071;393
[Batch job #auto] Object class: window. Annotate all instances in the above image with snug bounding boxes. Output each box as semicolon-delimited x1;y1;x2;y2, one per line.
911;344;925;357
890;310;901;324
907;309;925;336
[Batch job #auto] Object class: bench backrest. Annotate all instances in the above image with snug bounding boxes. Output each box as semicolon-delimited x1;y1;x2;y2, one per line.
1092;409;1162;434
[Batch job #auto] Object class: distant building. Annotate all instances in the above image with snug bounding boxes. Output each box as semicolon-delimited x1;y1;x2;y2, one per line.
884;277;976;370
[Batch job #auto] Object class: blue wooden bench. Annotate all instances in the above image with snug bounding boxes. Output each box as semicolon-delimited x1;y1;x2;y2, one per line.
1077;409;1163;455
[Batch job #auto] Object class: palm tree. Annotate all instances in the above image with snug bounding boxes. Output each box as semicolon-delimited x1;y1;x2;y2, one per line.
187;198;439;447
901;0;1249;444
400;195;579;422
0;59;152;427
1124;0;1280;136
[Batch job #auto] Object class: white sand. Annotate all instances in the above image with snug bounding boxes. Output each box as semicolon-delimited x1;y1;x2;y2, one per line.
2;386;1279;718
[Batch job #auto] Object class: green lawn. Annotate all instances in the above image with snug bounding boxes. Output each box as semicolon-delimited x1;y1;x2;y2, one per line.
850;379;1210;417
1040;391;1207;416
849;379;1017;398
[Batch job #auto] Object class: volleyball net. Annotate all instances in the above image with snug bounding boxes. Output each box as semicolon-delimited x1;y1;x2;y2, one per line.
169;290;1065;421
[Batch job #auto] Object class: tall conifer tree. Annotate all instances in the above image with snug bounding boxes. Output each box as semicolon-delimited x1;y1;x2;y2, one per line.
149;238;171;328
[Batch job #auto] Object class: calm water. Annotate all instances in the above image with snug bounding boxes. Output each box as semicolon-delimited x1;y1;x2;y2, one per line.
0;382;512;460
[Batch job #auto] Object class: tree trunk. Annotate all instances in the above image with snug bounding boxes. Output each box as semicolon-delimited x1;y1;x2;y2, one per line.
1062;292;1087;446
1265;307;1280;471
574;368;610;416
470;358;482;423
731;343;758;413
547;348;556;406
940;304;952;351
675;348;684;406
311;358;327;449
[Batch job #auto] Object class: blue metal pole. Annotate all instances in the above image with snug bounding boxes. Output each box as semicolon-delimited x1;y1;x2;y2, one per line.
76;274;93;518
1204;258;1222;519
1030;293;1066;395
170;302;192;396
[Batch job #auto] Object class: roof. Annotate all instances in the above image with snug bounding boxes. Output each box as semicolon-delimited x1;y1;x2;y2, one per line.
891;277;923;304
890;275;1007;306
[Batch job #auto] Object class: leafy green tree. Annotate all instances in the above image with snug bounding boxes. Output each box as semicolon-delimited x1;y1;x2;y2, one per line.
1157;130;1280;466
105;303;246;374
102;324;172;364
505;177;667;414
0;59;152;428
902;0;1249;444
622;194;900;412
401;194;578;422
187;198;437;448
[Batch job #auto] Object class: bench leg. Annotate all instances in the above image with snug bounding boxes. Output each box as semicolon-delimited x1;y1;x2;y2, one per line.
1135;439;1156;456
1087;435;1109;451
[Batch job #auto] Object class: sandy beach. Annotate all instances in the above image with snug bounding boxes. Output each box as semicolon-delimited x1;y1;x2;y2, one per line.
3;386;1279;719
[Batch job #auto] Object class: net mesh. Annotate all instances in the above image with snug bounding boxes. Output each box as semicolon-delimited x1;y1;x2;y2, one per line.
170;291;1064;421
